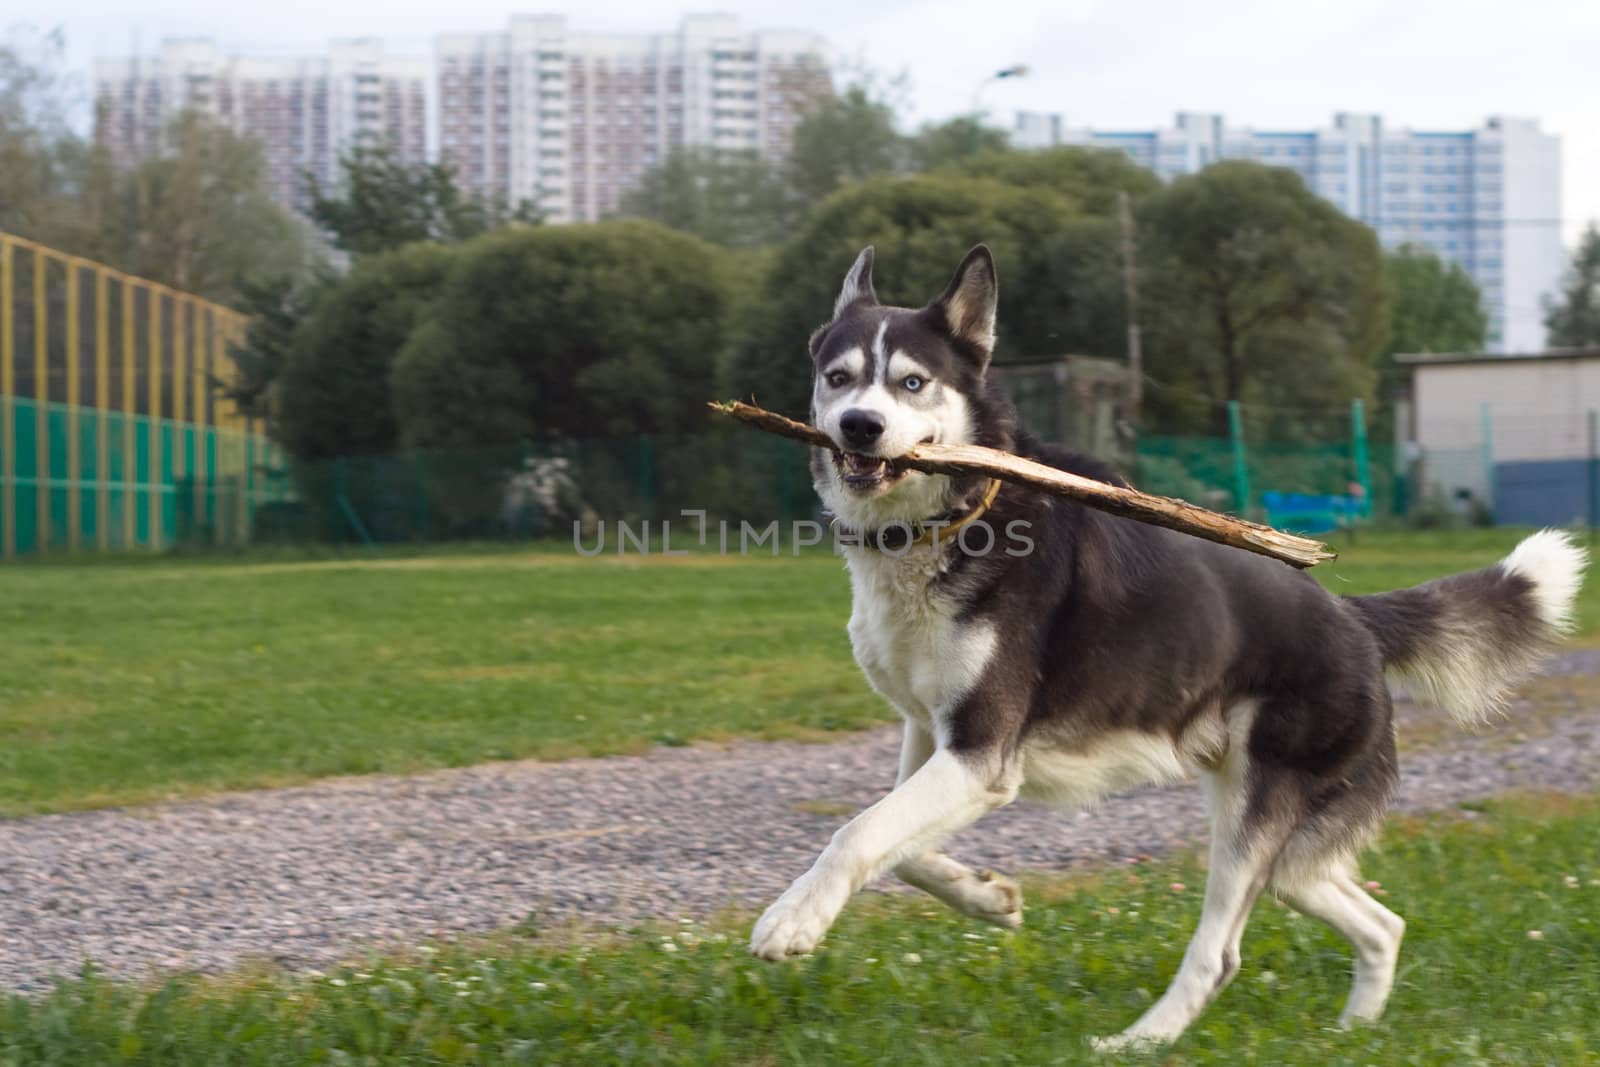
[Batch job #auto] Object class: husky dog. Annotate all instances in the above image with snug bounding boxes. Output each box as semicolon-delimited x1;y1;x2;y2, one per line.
749;244;1586;1047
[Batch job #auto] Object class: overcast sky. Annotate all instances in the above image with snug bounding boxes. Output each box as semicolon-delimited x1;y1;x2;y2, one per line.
41;0;1600;246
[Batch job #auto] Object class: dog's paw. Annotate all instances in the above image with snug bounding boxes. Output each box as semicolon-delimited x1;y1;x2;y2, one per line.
749;877;841;960
961;869;1023;929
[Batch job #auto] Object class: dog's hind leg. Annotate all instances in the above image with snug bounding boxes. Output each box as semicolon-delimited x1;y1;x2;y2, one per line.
1272;707;1402;1027
890;723;1022;928
1279;874;1404;1026
1096;724;1291;1051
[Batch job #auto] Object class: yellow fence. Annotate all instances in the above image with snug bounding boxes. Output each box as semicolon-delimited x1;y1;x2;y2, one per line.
0;232;285;556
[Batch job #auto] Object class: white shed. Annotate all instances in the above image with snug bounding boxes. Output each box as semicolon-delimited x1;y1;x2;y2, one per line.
1399;347;1600;524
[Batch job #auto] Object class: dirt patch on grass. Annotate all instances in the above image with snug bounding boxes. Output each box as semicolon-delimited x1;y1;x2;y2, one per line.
791;798;857;818
1396;671;1600;753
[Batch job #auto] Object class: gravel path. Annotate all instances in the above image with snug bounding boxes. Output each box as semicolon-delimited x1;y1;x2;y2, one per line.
3;652;1599;993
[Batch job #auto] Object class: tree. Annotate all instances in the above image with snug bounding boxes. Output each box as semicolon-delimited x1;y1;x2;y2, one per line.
943;146;1162;217
308;145;537;258
782;82;905;211
391;221;733;448
1385;244;1488;356
1380;244;1486;405
1138;161;1388;437
0;26;121;260
276;243;457;461
617;147;789;248
3;31;305;304
219;275;324;423
94;111;307;305
0;26;71;134
725;174;1123;417
906;117;1010;171
1545;223;1600;348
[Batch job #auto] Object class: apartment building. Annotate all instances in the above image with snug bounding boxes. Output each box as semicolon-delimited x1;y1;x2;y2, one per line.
95;38;428;212
1014;111;1564;352
436;14;829;223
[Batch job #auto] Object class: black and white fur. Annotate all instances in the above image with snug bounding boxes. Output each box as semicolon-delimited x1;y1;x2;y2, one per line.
749;244;1587;1047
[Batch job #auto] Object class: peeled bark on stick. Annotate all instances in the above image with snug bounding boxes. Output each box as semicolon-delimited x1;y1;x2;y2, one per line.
709;400;1336;569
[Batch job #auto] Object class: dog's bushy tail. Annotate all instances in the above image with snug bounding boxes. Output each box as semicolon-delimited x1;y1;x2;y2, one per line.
1347;530;1587;724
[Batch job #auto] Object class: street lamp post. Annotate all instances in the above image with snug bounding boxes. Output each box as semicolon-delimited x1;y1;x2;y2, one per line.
969;65;1029;155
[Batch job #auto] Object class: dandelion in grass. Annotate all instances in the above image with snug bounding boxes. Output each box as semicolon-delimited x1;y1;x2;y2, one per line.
1564;875;1580;889
329;978;347;987
530;981;549;991
903;952;922;964
660;941;679;953
1527;929;1544;940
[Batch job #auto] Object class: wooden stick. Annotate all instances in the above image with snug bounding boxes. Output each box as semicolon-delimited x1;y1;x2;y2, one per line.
709;400;1336;569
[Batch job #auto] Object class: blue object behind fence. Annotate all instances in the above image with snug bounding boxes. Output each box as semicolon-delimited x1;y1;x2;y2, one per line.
1262;491;1367;534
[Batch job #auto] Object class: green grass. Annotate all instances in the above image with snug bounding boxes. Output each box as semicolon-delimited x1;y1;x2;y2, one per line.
2;528;1595;816
0;550;867;816
6;794;1598;1065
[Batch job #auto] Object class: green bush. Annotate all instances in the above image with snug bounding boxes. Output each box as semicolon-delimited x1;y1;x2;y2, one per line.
392;220;734;449
277;242;459;461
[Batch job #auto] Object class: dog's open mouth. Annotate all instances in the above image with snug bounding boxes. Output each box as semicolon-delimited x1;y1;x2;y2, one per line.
834;451;906;492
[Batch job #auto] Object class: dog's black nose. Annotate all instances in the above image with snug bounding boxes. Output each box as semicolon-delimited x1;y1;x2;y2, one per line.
839;409;886;450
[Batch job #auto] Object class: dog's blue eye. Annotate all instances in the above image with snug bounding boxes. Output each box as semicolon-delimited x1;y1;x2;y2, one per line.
903;376;924;392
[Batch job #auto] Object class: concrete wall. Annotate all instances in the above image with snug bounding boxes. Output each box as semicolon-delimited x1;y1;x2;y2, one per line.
1410;355;1600;507
1413;358;1600;464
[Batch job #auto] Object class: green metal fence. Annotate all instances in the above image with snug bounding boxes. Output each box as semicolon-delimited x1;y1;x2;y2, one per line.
0;396;291;553
0;232;280;556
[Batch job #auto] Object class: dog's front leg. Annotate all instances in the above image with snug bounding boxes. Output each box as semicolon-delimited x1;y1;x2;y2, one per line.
751;745;1015;960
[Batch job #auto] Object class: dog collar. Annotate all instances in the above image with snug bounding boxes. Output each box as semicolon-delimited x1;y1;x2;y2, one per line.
829;478;1003;552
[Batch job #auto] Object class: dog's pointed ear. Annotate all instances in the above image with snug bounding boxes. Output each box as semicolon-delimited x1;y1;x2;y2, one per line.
832;246;878;320
926;245;998;366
